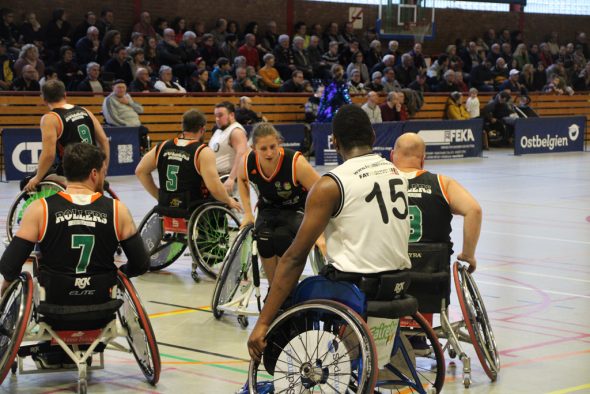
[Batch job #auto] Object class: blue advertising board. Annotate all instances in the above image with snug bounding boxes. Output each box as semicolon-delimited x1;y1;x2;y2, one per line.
514;116;585;155
244;123;307;152
2;127;140;181
402;119;483;160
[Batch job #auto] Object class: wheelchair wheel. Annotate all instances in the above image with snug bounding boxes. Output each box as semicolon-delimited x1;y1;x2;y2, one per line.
453;261;500;381
188;203;240;279
394;313;446;393
249;300;378;394
219;174;259;218
6;181;65;242
117;272;161;385
211;224;254;319
138;208;187;271
0;272;33;385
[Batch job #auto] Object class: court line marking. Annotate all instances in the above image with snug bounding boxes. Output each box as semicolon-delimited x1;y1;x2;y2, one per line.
546;383;590;394
148;300;212;313
479;268;590;284
158;342;249;362
476;280;590;300
165;366;245;386
501;348;590;369
161;353;272;379
483;230;590;245
149;308;197;319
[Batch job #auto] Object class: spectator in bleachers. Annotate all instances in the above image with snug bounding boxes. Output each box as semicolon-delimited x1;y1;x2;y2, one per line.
304;84;323;124
220;75;234;92
481;91;515;146
394;53;418;88
365;39;383;70
346;50;369;83
486;43;501;65
491;57;509;88
573;61;590;90
446;44;463;71
154;65;186;93
499;68;524;92
96;8;115;40
316;64;351;122
534;62;548;91
307;35;324;77
519;63;536;91
233;66;258;92
72;11;96;44
361;90;382;124
235;96;267;125
153;17;168;40
543;74;573;95
322;22;346;53
338;39;359;68
455;71;468;92
129;48;149;78
483;28;497;50
386;40;402;66
459;41;479;73
104;45;133;85
436;70;458;92
365;71;384;93
199;33;222;69
242;21;259;44
408;73;429;93
293;21;310;49
238;33;260;69
180;31;199;63
171;17;187;44
209;57;231;91
232;55;247;74
274;34;296;81
465;87;480;118
14;44;44;78
210;18;228;48
75;26;100;69
310;23;325;52
0;40;14;90
292;36;313;80
186;68;208;92
347;69;366;94
221;34;238;64
55;45;82;90
409;43;427;73
45;8;72;62
470;58;494;92
133;11;156;39
500;43;513;68
261;20;278;56
0;9;20;52
76;62;105;92
528;43;540;66
499;28;511;46
574;32;589;59
279;69;305;93
246;66;261;90
341;22;357;47
546;32;560;58
512;43;530;70
258;53;281;91
444;91;470;120
99;29;121;64
144;36;159;76
558;44;575;73
573;44;587;71
382;67;401;93
129;67;158;92
39;66;58;89
426;54;448;87
538;43;553;68
12;64;40;91
20;12;43;46
127;32;145;53
370;53;395;76
320;40;340;77
380;91;408;122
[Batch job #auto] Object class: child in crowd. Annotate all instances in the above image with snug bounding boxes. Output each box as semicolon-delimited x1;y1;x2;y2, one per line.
466;87;480;118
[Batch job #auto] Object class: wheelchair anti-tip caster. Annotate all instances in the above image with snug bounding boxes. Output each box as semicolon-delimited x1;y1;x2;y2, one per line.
463;374;471;388
237;315;249;328
191;271;200;283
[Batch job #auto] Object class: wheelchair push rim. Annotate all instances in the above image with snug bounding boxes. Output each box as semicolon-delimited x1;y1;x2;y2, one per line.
139;208;187;271
0;272;33;385
188;203;240;279
6;181;65;243
116;272;161;385
453;261;500;381
249;300;378;394
211;224;254;319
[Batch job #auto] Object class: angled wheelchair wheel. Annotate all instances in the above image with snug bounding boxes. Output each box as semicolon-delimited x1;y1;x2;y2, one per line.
211;224;254;319
249;300;378;394
188;203;240;279
391;313;446;393
138;208;187;271
0;272;33;385
6;181;65;242
117;272;161;385
453;261;500;381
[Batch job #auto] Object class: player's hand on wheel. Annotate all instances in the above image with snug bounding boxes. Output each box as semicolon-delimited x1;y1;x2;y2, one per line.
228;198;243;213
457;253;477;273
24;176;41;193
248;321;269;363
223;177;235;195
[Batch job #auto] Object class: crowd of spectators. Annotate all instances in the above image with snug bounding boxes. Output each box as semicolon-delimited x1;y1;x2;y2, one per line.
1;7;589;97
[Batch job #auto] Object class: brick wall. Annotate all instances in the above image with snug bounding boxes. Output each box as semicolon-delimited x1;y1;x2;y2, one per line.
1;0;588;55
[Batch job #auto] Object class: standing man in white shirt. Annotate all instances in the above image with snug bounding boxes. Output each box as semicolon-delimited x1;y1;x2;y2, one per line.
361;90;382;123
208;101;248;194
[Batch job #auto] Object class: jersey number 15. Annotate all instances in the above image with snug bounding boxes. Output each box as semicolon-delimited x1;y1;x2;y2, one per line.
365;179;408;223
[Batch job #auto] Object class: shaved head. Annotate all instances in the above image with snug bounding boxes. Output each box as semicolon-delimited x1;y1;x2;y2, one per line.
391;133;426;170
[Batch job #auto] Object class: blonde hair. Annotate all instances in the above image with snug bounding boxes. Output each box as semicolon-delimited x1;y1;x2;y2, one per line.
250;122;282;146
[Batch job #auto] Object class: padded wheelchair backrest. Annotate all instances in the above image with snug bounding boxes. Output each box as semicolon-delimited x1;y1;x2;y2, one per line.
156;190;194;218
407;242;451;313
408;243;451;274
359;271;411;301
38;269;117;306
293;276;366;316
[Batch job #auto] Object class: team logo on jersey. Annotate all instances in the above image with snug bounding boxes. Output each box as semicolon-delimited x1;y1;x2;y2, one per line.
170;197;183;208
275;181;293;199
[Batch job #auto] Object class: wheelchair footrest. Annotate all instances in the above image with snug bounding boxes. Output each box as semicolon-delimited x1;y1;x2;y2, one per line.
367;296;418;319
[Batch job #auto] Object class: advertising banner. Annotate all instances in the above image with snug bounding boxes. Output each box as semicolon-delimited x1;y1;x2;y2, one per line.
514;116;585;155
244;123;307;152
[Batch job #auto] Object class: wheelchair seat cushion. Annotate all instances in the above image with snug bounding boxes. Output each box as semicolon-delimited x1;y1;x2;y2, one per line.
38;269;117;306
366;295;418;319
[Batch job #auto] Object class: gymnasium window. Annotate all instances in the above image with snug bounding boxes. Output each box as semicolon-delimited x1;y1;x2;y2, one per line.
306;0;590;16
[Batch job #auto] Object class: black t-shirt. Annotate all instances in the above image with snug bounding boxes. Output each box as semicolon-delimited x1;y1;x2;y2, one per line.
246;147;307;211
39;192;120;275
50;105;96;161
407;171;453;251
155;138;210;212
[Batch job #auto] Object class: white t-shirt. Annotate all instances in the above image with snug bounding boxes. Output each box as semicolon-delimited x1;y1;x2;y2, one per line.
208;121;245;175
466;96;480;118
325;154;411;274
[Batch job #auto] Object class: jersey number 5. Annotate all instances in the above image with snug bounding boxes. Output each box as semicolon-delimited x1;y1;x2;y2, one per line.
365;179;408;223
72;234;95;274
166;165;180;191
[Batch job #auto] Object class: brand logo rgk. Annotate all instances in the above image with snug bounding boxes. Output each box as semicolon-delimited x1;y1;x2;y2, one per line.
74;277;91;289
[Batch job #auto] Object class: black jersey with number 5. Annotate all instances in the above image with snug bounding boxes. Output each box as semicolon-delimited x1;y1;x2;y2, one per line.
245;148;307;211
49;106;96;161
38;192;120;275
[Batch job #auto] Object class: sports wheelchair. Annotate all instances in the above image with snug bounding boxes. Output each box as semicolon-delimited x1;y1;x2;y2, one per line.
6;180;120;243
406;243;500;388
247;271;446;393
211;224;325;329
138;201;240;282
0;269;160;394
